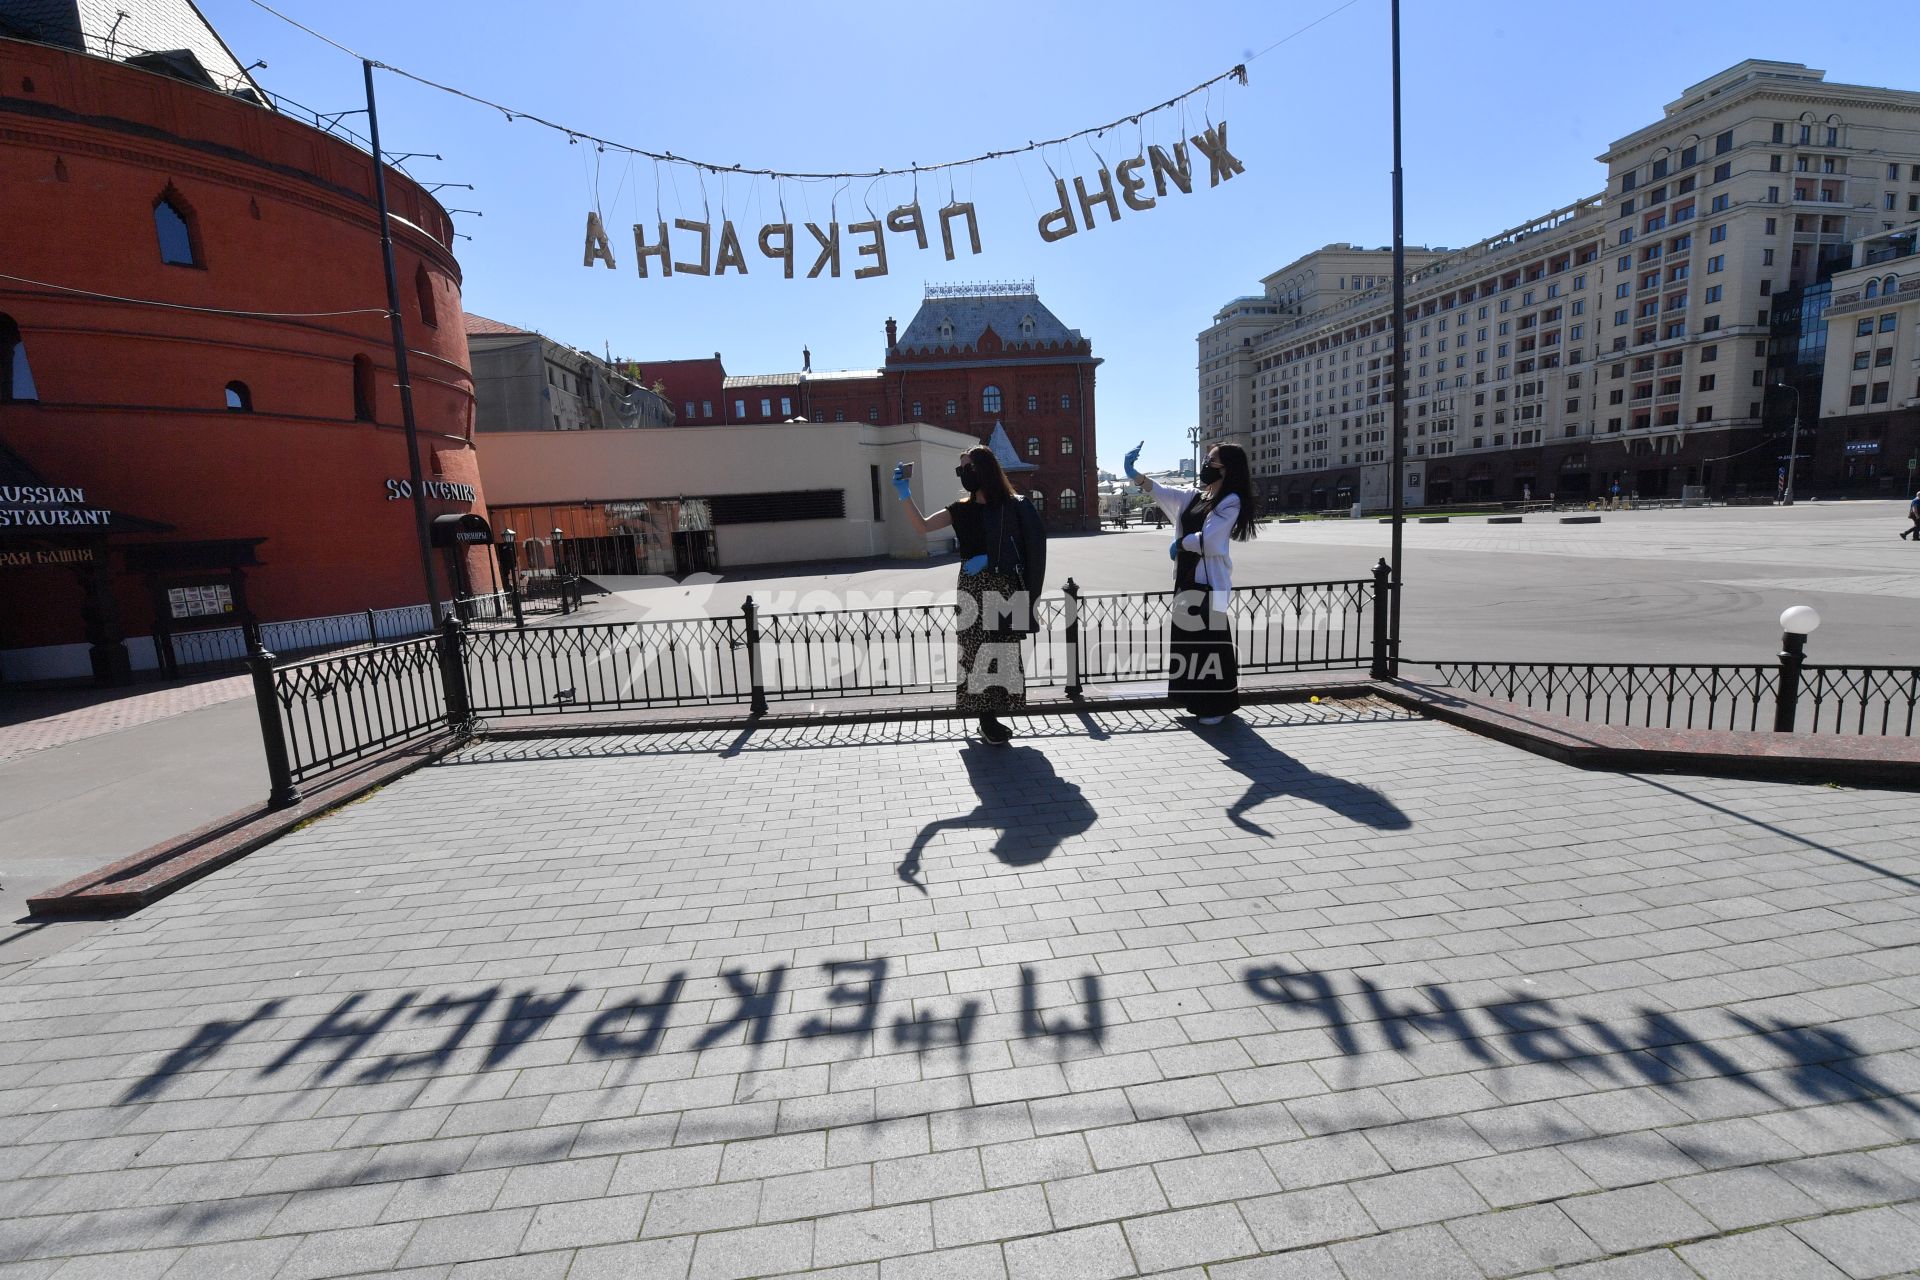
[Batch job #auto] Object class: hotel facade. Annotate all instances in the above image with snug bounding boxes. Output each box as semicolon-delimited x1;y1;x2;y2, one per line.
1199;60;1920;509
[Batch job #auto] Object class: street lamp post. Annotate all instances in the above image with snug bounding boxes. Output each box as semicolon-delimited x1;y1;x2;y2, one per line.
1774;604;1820;732
1771;382;1805;506
1186;426;1201;478
552;528;571;615
499;528;524;628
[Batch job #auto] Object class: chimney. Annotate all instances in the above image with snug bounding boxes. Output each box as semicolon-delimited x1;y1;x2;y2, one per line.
885;317;897;348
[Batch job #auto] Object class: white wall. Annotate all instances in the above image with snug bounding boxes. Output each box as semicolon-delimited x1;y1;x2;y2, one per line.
475;420;976;566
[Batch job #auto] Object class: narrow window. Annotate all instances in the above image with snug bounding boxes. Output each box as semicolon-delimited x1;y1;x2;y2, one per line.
415;264;437;328
982;385;1002;414
154;190;198;266
1059;435;1074;455
224;380;252;412
1;315;38;402
353;355;376;421
1027;436;1041;457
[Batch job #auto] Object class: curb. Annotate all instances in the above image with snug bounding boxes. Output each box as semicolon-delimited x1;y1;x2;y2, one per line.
1373;680;1920;789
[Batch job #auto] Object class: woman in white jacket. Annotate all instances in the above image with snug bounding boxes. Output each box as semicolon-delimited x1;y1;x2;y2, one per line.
1129;441;1259;723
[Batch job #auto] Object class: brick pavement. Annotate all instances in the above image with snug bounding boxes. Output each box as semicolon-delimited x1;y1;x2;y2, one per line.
0;700;1916;1279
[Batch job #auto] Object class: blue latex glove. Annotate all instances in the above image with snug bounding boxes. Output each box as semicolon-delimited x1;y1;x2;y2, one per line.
890;463;913;502
1123;440;1145;480
961;554;988;575
1168;537;1182;561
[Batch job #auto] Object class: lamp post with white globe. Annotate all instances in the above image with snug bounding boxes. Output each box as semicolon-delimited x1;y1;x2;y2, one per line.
1775;605;1820;732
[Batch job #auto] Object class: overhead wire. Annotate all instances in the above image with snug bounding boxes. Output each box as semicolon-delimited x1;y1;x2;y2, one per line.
237;0;1379;182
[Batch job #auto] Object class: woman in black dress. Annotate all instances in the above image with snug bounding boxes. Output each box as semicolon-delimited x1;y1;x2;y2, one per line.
893;447;1047;743
1131;441;1258;723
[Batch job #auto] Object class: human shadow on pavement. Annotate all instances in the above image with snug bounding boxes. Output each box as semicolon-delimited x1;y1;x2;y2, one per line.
898;741;1097;893
1193;717;1413;836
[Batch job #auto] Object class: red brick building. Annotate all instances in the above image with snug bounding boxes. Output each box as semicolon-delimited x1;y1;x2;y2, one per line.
625;285;1101;529
1;8;485;683
880;285;1100;530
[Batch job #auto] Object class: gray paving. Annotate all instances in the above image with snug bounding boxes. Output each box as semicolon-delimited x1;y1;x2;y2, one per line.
595;500;1920;665
1;699;1916;1278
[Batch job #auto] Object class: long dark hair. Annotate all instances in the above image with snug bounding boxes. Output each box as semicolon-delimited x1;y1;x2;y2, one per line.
1207;443;1259;540
958;445;1020;503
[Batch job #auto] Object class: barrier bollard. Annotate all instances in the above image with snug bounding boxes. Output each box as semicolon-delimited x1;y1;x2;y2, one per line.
1063;578;1083;699
247;634;301;809
743;595;769;714
438;616;472;730
1773;606;1819;732
1369;558;1393;680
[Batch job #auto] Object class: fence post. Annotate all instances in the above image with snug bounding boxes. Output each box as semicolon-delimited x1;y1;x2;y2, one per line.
246;635;301;810
1369;558;1393;680
1774;630;1807;733
364;608;378;645
1063;577;1083;699
437;616;472;730
743;595;769;714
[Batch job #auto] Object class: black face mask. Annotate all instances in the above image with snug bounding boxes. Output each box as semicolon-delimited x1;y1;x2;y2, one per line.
1199;463;1223;485
957;464;982;492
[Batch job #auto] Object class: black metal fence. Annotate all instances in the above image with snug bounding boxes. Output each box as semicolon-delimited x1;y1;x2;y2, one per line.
251;570;1391;802
1409;659;1919;738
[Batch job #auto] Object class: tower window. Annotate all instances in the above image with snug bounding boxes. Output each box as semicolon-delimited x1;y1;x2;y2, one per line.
1;316;38;402
224;380;252;412
415;264;438;328
353;355;376;422
154;190;199;266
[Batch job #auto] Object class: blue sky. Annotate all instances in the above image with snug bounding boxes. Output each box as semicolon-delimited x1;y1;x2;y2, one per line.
207;0;1917;473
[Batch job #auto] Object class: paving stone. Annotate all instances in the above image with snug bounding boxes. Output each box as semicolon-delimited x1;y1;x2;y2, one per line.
687;1221;812;1280
814;1205;936;1268
1327;1222;1484;1280
1001;1222;1135;1280
519;1193;650;1251
1670;1165;1825;1230
1561;1184;1718;1253
1237;1184;1375;1253
1446;1203;1604;1275
1349;1166;1487;1229
1789;1207;1920;1279
1043;1166;1168;1230
931;1187;1050;1249
1120;1203;1257;1272
1679;1225;1853;1280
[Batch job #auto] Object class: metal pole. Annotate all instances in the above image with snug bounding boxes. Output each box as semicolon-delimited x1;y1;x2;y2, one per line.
1386;0;1407;677
246;635;301;809
363;60;439;614
1783;387;1802;505
1774;628;1806;732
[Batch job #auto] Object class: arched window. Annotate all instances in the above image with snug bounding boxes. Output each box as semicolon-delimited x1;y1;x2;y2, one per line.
154;189;198;266
1059;488;1079;513
1030;490;1046;513
1;315;38;402
224;380;252;412
352;355;376;422
415;264;438;328
1059;435;1075;455
1026;436;1041;457
982;385;1002;414
1884;275;1899;296
1865;280;1879;299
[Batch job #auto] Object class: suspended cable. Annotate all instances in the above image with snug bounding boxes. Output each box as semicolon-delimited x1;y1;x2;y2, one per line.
235;0;1371;182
